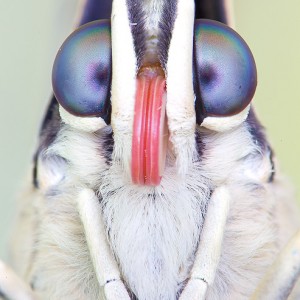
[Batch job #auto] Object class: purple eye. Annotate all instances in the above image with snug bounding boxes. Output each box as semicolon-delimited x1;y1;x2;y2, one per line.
194;19;257;122
52;20;111;122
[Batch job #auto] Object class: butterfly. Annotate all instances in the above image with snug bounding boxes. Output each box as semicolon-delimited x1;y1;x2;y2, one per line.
1;0;300;299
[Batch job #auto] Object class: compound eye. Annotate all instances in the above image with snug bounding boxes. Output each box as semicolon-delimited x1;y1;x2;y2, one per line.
52;20;111;122
194;19;257;120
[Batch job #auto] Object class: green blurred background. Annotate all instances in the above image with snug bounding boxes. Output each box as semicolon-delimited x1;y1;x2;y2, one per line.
0;1;299;258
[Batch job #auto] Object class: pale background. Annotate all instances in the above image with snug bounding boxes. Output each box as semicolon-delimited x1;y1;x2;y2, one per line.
0;1;299;260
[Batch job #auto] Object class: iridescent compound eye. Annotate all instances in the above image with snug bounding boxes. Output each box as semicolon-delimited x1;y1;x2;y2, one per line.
52;20;111;122
194;19;257;122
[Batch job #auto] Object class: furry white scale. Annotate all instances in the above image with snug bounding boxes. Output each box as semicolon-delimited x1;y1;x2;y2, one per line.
10;119;300;299
100;155;210;299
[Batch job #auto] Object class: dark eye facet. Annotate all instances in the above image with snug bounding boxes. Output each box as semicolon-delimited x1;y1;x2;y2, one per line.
194;19;257;121
52;20;111;122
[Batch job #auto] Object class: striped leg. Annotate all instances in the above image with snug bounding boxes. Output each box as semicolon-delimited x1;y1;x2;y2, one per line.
180;186;230;300
76;189;130;300
0;260;37;300
251;230;300;300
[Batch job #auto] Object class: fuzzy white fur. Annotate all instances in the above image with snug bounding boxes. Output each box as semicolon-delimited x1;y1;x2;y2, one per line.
9;120;300;300
99;150;210;299
142;0;162;31
141;0;163;64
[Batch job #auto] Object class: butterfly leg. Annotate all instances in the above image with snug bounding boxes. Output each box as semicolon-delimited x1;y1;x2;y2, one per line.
179;186;230;300
0;259;38;300
251;229;300;300
76;189;130;300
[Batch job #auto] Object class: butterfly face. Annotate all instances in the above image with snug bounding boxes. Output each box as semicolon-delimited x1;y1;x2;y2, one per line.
52;0;256;186
8;3;300;300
